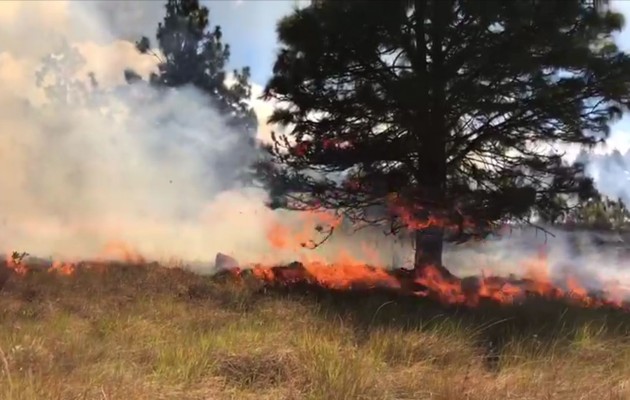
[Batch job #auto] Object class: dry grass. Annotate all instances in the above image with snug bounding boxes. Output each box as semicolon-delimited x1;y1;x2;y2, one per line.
1;263;630;399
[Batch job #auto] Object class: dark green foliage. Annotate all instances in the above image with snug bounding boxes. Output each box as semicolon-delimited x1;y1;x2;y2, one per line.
135;0;256;133
259;0;630;269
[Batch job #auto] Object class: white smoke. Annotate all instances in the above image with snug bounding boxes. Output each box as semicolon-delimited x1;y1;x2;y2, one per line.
0;1;400;269
0;1;277;265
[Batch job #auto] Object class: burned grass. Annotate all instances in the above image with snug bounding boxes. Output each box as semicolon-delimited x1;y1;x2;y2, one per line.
0;263;630;399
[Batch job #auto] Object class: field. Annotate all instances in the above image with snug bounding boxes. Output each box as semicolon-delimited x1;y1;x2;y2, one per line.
1;263;630;400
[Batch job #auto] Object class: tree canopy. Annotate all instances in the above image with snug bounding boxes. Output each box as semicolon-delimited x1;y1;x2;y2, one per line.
259;0;630;273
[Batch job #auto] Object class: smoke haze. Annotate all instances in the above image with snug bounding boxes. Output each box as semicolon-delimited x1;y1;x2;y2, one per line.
0;0;402;269
0;1;277;264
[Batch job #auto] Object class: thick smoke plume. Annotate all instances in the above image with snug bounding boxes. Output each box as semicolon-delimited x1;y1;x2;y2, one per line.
0;2;268;264
0;1;400;269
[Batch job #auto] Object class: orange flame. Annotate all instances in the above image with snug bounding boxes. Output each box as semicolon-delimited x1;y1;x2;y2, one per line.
49;260;76;276
242;258;630;310
99;241;145;264
258;209;630;310
3;240;146;278
4;207;630;313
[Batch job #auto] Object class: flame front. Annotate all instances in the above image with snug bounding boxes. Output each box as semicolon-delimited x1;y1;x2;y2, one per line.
5;253;28;276
250;209;630;310
3;208;630;312
243;259;630;310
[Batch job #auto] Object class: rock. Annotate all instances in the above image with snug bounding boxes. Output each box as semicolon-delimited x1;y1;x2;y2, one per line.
215;253;239;271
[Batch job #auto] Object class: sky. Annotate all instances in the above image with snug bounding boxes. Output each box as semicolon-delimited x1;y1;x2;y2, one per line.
63;0;305;142
0;0;629;155
601;1;630;154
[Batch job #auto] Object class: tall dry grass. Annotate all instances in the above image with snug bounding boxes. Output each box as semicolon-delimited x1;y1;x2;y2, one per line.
1;263;630;399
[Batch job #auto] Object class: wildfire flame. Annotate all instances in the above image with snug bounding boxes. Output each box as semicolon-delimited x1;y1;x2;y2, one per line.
241;259;629;310
5;252;29;276
2;240;148;278
251;209;630;310
2;207;630;311
49;260;76;276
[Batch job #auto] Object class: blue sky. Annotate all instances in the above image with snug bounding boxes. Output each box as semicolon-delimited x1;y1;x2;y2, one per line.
211;0;630;82
100;0;630;96
80;0;303;84
603;1;630;153
201;0;305;84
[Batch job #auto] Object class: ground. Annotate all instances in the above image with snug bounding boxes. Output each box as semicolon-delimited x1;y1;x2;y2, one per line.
1;263;630;400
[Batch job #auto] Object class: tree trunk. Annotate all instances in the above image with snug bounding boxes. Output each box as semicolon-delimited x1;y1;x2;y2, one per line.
412;0;452;280
413;210;454;280
414;226;443;267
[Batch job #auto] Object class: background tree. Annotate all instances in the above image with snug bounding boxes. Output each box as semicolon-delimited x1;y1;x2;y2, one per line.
563;195;630;230
127;0;259;185
35;40;99;108
259;0;630;276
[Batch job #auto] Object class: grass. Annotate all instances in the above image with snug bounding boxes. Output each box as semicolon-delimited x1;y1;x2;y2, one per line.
1;263;630;399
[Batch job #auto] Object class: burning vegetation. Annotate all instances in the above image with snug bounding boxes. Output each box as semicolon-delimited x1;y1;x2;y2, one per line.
3;255;630;399
3;210;630;398
3;208;630;314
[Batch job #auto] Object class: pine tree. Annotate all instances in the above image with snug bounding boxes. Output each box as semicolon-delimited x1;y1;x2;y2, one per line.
562;195;630;230
126;0;258;185
259;0;630;276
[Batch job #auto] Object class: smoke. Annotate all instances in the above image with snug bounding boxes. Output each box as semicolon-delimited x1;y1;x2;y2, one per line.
0;1;399;269
0;1;285;265
440;226;630;294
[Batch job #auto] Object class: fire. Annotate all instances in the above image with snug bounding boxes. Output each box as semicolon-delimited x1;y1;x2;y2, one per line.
387;193;478;233
241;258;630;310
5;252;28;276
3;206;630;313
256;209;630;309
1;241;147;279
99;240;145;264
49;260;76;276
249;261;401;291
266;210;342;252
